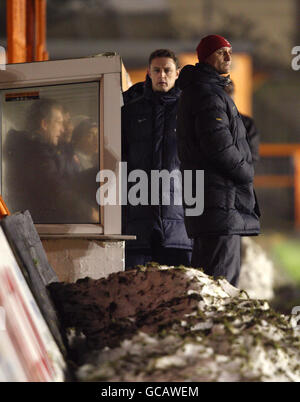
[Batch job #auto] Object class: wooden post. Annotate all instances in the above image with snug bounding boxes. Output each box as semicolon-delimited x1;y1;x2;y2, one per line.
35;0;48;61
6;0;48;63
6;0;27;63
26;0;35;61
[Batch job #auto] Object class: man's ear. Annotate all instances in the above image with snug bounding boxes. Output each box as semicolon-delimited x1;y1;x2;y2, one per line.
176;68;180;79
41;119;47;131
147;67;151;79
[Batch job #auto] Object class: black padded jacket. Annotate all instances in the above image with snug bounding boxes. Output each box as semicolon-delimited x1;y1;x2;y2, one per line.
122;77;192;250
176;63;260;237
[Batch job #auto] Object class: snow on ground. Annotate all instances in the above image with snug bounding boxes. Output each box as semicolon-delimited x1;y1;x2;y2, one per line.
48;264;300;382
239;237;274;300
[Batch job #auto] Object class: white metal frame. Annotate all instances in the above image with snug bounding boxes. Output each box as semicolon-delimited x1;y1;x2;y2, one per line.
0;55;122;236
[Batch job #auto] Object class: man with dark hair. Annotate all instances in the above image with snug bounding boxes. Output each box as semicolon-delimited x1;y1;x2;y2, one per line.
122;49;192;269
4;99;81;223
4;99;64;220
26;98;64;144
148;49;179;67
123;49;180;104
176;35;260;286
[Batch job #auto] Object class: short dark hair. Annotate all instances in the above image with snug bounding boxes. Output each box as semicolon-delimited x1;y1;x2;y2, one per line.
26;98;63;132
148;49;180;69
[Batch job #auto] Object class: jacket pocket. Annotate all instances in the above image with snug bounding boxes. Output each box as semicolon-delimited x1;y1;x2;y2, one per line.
253;189;261;217
235;184;255;213
205;185;235;210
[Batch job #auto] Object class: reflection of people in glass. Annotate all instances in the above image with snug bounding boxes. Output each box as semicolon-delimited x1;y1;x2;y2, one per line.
27;98;65;146
61;108;74;144
4;99;67;222
70;118;99;223
72;119;98;171
4;98;99;223
57;107;81;178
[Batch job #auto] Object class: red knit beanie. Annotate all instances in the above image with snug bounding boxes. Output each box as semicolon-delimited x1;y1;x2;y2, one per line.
196;35;232;62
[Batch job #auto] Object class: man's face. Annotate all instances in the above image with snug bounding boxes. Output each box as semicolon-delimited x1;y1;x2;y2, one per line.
148;57;179;92
82;126;98;155
205;46;232;74
42;108;65;146
62;111;74;143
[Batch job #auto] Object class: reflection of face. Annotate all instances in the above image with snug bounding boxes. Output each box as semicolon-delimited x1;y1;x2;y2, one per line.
205;46;232;74
148;57;179;92
77;126;98;155
62;112;74;143
88;127;98;154
42;108;64;146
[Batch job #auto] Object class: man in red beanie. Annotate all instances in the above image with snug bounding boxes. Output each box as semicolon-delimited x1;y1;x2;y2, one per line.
196;34;232;73
176;35;260;287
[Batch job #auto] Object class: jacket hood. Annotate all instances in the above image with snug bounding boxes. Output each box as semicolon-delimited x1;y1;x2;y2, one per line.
178;62;231;90
123;81;145;105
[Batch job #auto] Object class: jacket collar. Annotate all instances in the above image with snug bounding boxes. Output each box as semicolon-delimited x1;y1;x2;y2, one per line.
143;74;181;103
178;62;231;90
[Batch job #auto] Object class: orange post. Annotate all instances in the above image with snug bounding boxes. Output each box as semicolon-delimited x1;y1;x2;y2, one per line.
0;195;10;219
26;0;35;61
6;0;48;63
7;0;27;63
34;0;48;61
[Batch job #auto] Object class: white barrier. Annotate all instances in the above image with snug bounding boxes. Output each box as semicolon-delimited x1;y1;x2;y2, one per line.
0;306;5;331
0;227;65;382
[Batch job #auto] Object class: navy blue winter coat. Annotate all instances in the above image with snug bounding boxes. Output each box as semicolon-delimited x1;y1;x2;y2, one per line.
176;63;260;237
122;77;192;250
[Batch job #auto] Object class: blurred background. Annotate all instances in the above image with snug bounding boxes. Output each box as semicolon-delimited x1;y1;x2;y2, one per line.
1;0;300;310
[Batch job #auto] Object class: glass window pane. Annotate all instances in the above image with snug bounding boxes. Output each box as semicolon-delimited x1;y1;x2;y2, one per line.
1;82;100;224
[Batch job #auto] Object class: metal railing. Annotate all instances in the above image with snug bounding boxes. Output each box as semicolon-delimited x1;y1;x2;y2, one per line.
255;144;300;228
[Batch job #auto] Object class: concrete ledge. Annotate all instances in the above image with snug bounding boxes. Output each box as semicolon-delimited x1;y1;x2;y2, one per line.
42;238;125;283
40;234;135;240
